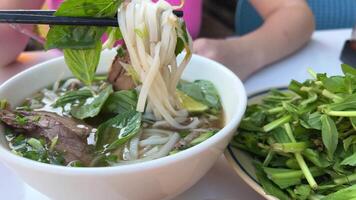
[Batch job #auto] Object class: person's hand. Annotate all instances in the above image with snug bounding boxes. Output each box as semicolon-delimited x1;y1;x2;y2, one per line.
193;38;228;65
193;38;257;81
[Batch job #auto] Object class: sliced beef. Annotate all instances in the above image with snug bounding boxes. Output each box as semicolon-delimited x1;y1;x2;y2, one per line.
108;48;136;90
0;110;93;165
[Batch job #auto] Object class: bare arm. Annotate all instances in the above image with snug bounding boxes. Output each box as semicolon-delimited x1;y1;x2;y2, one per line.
0;0;45;67
193;0;315;80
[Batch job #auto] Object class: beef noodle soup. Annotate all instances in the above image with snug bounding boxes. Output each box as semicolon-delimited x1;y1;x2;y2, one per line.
0;0;224;167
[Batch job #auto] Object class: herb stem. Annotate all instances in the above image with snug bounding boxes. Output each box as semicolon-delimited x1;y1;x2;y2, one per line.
263;150;274;166
307;68;317;79
333;173;356;185
321;90;343;102
325;110;356;117
284;123;318;189
267;107;284;114
263;115;292;132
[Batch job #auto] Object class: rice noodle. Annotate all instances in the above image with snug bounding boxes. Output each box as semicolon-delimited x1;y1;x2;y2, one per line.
114;132;180;165
60;78;80;90
139;136;170;146
118;0;193;129
129;131;142;160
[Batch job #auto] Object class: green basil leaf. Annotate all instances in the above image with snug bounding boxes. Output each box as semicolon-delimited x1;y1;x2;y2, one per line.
293;185;311;200
325;93;356;111
340;153;356;166
322;184;356;200
55;0;121;17
343;135;356;151
300;112;322;130
321;115;339;160
63;42;102;86
254;163;291;200
351;117;356;129
302;148;330;168
341;64;356;76
102;90;138;114
322;76;346;93
53;89;92;108
288;80;308;98
178;80;221;110
71;85;113;119
95;111;142;151
45;0;121;49
46;26;106;50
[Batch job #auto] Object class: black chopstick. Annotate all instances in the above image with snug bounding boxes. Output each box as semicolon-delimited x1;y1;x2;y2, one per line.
0;10;55;16
0;10;183;27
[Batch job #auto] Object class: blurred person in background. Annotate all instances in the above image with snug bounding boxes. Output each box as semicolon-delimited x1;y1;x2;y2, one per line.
194;0;315;80
0;1;44;68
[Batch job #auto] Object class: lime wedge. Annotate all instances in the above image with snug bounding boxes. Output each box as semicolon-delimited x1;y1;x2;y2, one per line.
176;90;208;113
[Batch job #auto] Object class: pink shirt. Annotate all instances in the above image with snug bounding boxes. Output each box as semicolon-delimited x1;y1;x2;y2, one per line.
48;0;202;38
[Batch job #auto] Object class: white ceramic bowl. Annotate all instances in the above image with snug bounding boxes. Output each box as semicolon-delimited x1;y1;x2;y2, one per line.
0;50;247;200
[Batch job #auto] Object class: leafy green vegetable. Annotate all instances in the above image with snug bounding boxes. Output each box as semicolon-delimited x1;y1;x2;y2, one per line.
263;166;323;189
254;163;291;200
6;133;64;165
53;89;92;108
71;85;113;119
46;0;123;86
343;135;356;151
177;80;221;110
321;115;338;160
15;115;28;126
0;99;9;110
340;153;356;166
233;65;356;199
293;185;311;200
176;90;209;113
63;42;102;86
102;90;138;114
46;26;106;50
95;111;142;151
190;131;215;146
321;184;356;200
46;0;121;49
341;64;356;76
271;142;308;153
54;0;121;17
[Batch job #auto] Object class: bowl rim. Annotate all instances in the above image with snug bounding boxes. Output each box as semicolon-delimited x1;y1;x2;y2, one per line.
0;53;247;175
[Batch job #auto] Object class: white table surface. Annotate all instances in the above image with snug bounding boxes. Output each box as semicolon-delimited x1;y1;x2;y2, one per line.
0;28;351;200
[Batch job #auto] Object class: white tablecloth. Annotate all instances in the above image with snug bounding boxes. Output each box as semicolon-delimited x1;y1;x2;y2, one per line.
0;29;351;200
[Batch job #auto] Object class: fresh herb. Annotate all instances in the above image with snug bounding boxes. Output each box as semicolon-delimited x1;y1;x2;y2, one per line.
6;134;64;165
15;115;28;126
177;80;221;111
71;85;113;120
53;89;92;108
0;99;9;110
102;90;138;114
63;42;102;86
233;64;356;199
45;0;123;86
95;111;142;151
190;131;215;146
46;0;122;49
